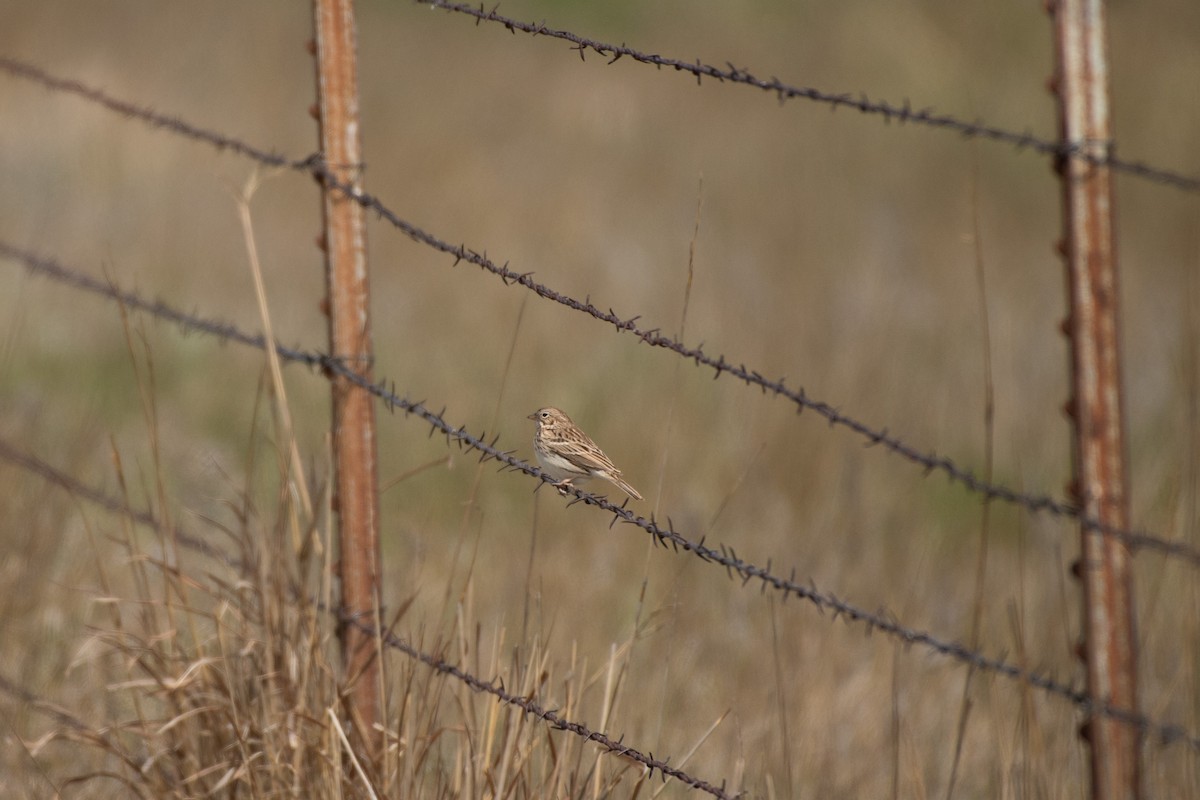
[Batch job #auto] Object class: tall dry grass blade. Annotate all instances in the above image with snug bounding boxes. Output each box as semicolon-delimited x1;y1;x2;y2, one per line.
465;292;527;513
651;176;703;518
521;496;540;646
113;299;203;713
116;306;202;699
104;439;155;745
329;707;380;799
511;642;553;798
436;487;479;633
707;441;765;532
891;642;903;800
443;296;528;632
590;643;620;800
111;301;169;617
945;149;998;800
650;708;729;799
230;171;315;551
211;603;262;794
381;455;451;494
769;596;794;799
1186;262;1200;793
1006;600;1046;800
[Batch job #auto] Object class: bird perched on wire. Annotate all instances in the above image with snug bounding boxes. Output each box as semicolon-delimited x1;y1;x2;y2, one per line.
527;407;643;500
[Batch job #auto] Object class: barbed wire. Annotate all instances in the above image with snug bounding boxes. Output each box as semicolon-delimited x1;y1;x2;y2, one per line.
326;374;1200;757
0;56;294;170
0;439;738;800
1;56;1193;565
0;668;145;778
412;0;1200;195
334;609;738;798
0;670;97;736
0;437;247;574
5;243;1198;756
325;196;1200;568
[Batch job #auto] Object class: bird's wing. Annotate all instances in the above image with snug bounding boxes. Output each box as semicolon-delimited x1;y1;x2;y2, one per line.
550;436;619;474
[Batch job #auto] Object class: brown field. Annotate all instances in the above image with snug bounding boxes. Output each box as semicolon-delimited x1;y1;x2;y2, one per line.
2;1;1199;797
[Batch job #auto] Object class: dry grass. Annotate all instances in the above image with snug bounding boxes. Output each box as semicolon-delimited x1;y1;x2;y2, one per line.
0;339;688;798
2;1;1200;798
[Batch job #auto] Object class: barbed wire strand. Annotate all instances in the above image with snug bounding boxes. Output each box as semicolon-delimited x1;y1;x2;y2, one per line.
0;438;738;800
6;229;1193;575
0;670;98;736
0;669;145;777
311;183;1200;567
0;45;1194;564
0;56;293;170
0;437;239;570
4;244;1198;756
0;57;1192;563
412;0;1200;194
334;609;737;798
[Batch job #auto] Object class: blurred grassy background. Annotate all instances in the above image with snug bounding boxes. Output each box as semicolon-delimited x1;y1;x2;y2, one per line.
2;0;1198;797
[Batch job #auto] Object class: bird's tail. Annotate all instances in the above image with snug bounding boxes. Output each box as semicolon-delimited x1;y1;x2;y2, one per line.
612;475;643;501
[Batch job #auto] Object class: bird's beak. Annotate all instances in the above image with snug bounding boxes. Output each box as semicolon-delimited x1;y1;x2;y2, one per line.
526;413;537;421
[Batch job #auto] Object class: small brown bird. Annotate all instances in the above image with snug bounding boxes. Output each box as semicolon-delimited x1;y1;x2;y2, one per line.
527;407;643;500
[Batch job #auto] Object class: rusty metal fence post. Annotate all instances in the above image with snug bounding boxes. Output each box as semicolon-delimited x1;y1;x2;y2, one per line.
312;0;383;756
1049;1;1140;798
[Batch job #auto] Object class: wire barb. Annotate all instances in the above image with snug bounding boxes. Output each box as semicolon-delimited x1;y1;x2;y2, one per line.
0;441;738;800
7;247;1200;754
398;2;1199;192
0;54;1175;551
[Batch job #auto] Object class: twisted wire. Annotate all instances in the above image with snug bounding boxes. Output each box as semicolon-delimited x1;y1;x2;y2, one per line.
413;0;1200;193
4;243;1198;756
0;57;1192;562
0;439;738;800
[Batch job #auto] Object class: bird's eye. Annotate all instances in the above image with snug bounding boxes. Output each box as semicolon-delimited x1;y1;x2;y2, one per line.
540;411;549;418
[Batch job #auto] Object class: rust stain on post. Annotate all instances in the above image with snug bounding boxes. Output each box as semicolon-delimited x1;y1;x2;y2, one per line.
313;0;382;756
1051;1;1140;798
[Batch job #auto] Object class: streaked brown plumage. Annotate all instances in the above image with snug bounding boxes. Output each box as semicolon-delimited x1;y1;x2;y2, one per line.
527;407;643;500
